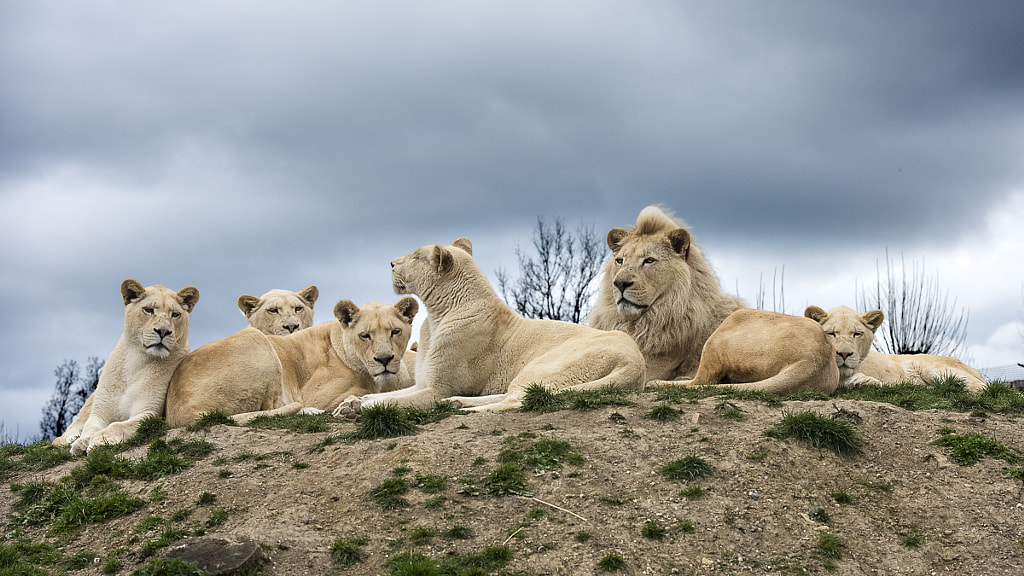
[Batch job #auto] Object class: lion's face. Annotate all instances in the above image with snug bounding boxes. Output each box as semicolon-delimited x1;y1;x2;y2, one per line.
604;226;692;318
805;305;884;377
121;279;200;359
238;287;318;335
391;238;473;298
334;298;418;387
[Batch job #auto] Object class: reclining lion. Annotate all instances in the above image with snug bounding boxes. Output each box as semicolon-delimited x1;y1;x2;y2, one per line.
334;238;646;416
804;305;987;392
238;286;319;335
165;298;418;426
589;206;742;386
53;279;200;454
652;309;840;393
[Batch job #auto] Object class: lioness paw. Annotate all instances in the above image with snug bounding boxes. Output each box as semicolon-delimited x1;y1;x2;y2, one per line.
844;374;883;389
333;396;363;420
299;407;324;415
69;436;90;456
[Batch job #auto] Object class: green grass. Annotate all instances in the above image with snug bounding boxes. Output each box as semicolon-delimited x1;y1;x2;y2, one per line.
641;520;666;540
0;440;75;481
680;485;707;499
497;436;584;472
245;412;331;433
934;429;1020;466
679;520;695;533
765;410;863;458
715;400;746;420
644;404;682;422
330;535;369;566
520;383;637;413
414;474;448;494
809;506;830;524
186;410;238;432
598;552;627;572
370;477;410;510
139;524;189;558
442;525;472;540
346;404;419;440
817;533;845;560
196;492;216;506
899;529;923;548
130;557;210;575
408;526;436;546
383;546;512;576
205;508;230;527
659;453;714;482
830;490;853;505
483;463;533;496
10;479;146;536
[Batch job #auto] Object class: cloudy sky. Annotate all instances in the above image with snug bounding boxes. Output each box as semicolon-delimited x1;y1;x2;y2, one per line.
2;1;1023;441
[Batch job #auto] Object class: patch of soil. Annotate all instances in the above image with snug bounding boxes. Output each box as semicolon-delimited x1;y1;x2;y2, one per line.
5;395;1024;575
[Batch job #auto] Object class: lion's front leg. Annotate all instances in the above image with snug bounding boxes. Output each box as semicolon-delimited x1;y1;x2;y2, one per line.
645;378;698;388
54;392;96;447
841;373;884;389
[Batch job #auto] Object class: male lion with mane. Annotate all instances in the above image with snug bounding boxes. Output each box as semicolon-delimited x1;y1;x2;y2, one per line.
805;305;988;392
589;205;742;386
238;286;319;335
668;309;839;394
54;279;199;454
166;298;418;426
334;238;645;416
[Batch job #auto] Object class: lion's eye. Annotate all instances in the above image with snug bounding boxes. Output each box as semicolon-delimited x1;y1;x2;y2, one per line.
614;257;623;265
143;307;154;315
826;331;836;337
359;333;371;341
294;306;303;313
854;332;863;338
643;257;656;265
171;311;181;319
391;328;401;336
268;308;278;314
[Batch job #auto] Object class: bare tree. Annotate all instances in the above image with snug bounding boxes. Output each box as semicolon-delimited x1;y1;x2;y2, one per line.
39;357;103;441
496;217;604;324
754;266;787;314
857;250;968;357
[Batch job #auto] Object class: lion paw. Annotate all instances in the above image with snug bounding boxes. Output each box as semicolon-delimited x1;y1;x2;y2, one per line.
333;396;363;420
69;436;90;456
300;407;324;415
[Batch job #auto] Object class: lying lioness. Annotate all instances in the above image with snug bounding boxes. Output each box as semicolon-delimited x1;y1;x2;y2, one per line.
804;305;988;392
166;298;418;426
334;238;646;416
647;309;840;394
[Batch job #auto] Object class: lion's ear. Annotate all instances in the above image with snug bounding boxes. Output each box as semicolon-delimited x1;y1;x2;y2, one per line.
862;309;885;331
121;279;146;306
177;287;200;313
607;228;629;252
432;245;456;275
237;295;260;318
804;306;828;324
298;285;319;307
451;238;473;256
667;228;691;258
394;296;419;323
334;300;360;327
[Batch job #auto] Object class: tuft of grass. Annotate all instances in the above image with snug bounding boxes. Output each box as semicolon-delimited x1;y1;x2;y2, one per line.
118;415;169;450
520;383;636;412
483;463;533;496
575;531;592;543
934;429;1020;466
680;485;706;500
384;546;512;575
817;533;845;560
641;521;666;540
899;529;923;548
497;436;584;472
715;400;746;420
1;441;75;481
245;412;331;433
645;404;682;422
369;477;409;510
442;525;472;540
346;404;419;440
830;490;853;505
423;496;445;510
679;520;695;533
598;552;627;572
139;524;189;558
809;506;830;523
408;526;436;546
186;410;237;432
130;557;209;575
205;508;230;527
414;474;448;494
659;453;714;482
196;492;216;506
521;383;562;412
330;535;368;566
765;410;863;458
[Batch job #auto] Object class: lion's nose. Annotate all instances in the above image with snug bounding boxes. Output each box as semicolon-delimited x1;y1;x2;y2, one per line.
614;279;634;293
837;352;852;360
375;353;395;367
155;328;172;339
284;323;299;333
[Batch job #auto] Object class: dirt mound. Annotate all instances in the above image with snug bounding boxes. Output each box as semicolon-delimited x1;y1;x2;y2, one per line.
4;393;1024;575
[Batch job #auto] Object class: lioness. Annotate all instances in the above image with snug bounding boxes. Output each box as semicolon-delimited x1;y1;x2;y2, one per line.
652;309;840;393
54;279;199;454
238;286;319;335
334;238;646;416
589;206;742;385
804;305;988;392
166;298;418;426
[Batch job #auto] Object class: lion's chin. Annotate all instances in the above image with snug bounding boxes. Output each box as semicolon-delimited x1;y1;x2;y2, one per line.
373;372;397;385
616;298;647;317
145;344;171;359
